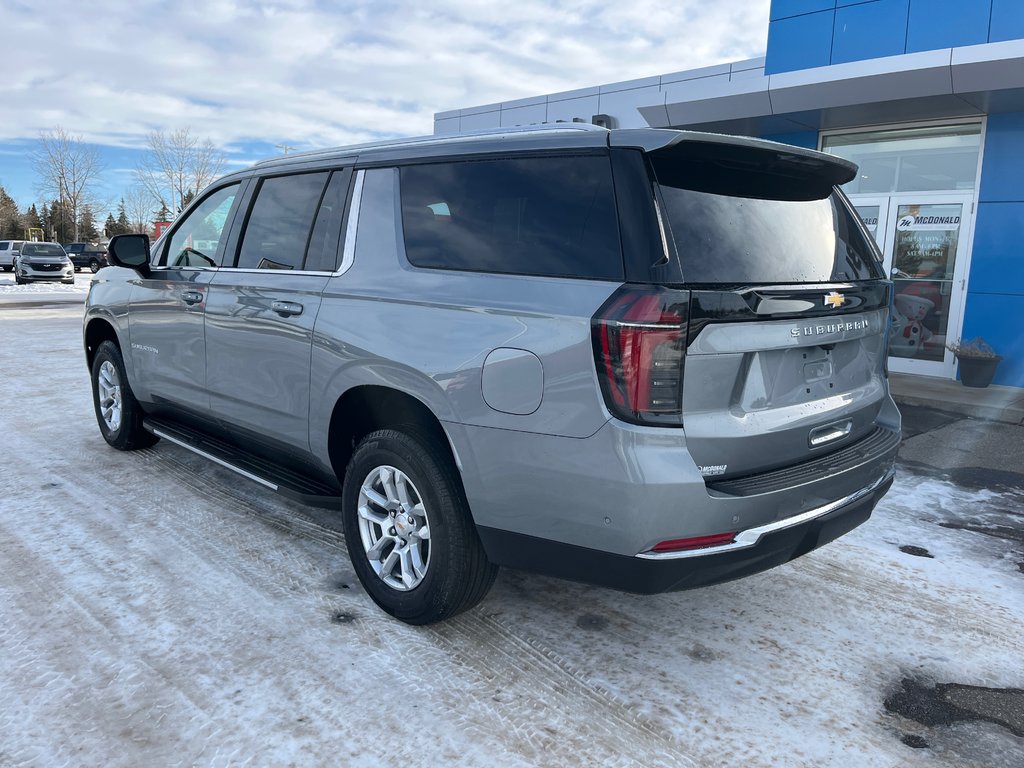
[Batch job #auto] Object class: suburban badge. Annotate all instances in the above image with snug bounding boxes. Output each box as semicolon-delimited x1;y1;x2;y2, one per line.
824;291;846;309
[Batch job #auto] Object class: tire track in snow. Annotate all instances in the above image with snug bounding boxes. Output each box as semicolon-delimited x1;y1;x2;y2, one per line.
149;442;698;767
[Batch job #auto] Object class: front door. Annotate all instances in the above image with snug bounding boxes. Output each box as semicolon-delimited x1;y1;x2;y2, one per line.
851;193;975;379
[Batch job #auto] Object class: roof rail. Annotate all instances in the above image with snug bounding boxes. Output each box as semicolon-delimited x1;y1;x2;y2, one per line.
254;122;609;167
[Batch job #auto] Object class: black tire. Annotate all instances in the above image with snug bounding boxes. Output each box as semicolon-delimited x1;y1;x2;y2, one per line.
89;259;100;273
342;429;497;624
90;340;158;450
2;265;11;272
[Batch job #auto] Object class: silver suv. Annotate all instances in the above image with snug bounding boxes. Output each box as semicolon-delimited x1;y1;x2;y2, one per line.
84;125;900;624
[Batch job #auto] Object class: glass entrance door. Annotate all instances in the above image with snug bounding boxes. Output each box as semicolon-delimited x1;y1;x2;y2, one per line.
857;193;975;378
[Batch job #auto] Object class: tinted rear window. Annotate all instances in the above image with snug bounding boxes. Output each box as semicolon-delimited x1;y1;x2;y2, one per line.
652;154;882;284
400;155;622;281
237;172;329;270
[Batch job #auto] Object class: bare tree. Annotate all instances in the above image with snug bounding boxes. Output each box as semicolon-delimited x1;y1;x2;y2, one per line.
135;128;225;217
31;127;105;242
124;184;156;234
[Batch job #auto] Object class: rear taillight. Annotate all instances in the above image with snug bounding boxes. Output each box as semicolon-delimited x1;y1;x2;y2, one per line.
592;285;690;426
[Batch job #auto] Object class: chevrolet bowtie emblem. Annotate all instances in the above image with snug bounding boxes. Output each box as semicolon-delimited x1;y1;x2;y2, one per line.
824;292;846;309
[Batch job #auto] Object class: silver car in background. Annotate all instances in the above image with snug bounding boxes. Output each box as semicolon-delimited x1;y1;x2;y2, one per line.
16;242;75;284
84;125;900;624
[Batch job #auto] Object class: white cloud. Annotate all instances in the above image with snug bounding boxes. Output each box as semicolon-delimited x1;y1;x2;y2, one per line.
1;0;769;151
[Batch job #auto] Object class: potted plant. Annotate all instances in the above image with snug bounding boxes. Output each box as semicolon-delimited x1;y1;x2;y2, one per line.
947;337;1003;388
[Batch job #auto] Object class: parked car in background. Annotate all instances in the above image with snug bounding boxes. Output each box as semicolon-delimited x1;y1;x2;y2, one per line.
64;243;108;272
0;240;24;271
85;124;900;624
15;242;75;284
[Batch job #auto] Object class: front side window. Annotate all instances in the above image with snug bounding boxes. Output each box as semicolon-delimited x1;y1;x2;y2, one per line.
400;155;623;281
163;184;240;268
236;172;329;270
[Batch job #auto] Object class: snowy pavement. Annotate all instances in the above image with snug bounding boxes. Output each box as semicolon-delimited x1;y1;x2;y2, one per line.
1;303;1022;767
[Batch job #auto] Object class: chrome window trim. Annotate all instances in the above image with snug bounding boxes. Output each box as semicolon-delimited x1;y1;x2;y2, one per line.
636;471;893;560
336;169;364;277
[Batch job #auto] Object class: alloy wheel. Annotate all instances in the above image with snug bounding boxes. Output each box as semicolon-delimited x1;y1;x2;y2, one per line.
357;465;431;590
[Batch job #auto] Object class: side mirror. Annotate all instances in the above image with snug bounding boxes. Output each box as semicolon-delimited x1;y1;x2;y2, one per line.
107;234;151;276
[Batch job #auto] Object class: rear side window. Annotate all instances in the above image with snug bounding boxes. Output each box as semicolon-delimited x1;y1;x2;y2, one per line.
237;172;330;270
651;151;882;284
399;155;623;280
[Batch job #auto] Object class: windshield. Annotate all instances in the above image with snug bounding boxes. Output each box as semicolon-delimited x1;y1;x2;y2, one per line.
23;243;66;257
651;152;883;284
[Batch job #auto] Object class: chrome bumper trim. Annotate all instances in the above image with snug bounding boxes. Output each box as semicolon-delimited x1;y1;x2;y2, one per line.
636;470;893;561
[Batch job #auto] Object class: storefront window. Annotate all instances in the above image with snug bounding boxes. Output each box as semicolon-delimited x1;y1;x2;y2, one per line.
889;203;963;362
822;124;982;195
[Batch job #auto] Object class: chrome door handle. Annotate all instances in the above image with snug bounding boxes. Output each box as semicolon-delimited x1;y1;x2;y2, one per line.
181;290;204;305
271;300;304;317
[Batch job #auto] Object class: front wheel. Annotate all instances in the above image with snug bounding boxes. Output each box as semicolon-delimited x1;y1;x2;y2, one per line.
342;429;497;624
89;259;101;273
90;340;158;450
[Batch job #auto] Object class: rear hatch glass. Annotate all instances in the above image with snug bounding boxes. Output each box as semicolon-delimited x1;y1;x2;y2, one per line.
650;145;883;285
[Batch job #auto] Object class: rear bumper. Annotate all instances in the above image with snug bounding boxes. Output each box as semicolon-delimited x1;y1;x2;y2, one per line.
478;471;893;593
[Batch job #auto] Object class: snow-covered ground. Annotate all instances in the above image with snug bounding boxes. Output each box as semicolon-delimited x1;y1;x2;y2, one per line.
1;304;1022;767
0;271;91;306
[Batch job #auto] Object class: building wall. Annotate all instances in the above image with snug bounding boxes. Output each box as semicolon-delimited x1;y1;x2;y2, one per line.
961;112;1024;386
766;0;1024;74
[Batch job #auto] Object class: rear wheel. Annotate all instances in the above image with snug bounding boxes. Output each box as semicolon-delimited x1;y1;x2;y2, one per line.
89;259;101;273
342;429;497;624
90;341;158;450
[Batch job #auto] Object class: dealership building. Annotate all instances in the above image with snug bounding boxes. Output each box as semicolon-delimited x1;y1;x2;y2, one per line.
435;0;1024;390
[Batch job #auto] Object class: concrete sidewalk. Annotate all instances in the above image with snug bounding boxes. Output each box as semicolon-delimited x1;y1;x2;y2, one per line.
889;372;1024;426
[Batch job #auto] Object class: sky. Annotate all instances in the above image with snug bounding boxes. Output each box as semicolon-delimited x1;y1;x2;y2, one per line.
0;0;770;218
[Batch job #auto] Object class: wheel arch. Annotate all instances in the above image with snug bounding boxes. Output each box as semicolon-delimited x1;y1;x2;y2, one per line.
84;314;121;371
326;385;464;490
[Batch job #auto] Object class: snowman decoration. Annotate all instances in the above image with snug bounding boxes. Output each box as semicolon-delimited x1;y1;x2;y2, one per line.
890;293;934;358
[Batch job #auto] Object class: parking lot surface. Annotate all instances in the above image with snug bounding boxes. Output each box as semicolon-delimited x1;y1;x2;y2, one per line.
1;300;1022;767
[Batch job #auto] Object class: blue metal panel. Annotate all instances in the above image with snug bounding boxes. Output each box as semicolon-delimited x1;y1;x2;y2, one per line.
832;0;910;65
960;293;1024;386
990;0;1024;43
978;112;1024;203
966;203;1024;294
765;11;835;74
907;0;992;53
761;131;820;149
770;0;836;21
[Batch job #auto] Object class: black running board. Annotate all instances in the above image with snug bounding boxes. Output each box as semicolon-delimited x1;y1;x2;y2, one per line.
144;418;343;509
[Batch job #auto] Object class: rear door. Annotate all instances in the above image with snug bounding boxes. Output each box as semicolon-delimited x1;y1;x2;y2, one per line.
647;142;891;480
204;167;351;454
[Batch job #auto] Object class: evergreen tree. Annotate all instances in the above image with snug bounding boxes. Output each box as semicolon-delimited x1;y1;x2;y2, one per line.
0;186;20;239
43;199;74;243
155;200;171;222
104;213;118;237
23;203;42;233
116;197;130;233
79;205;99;241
